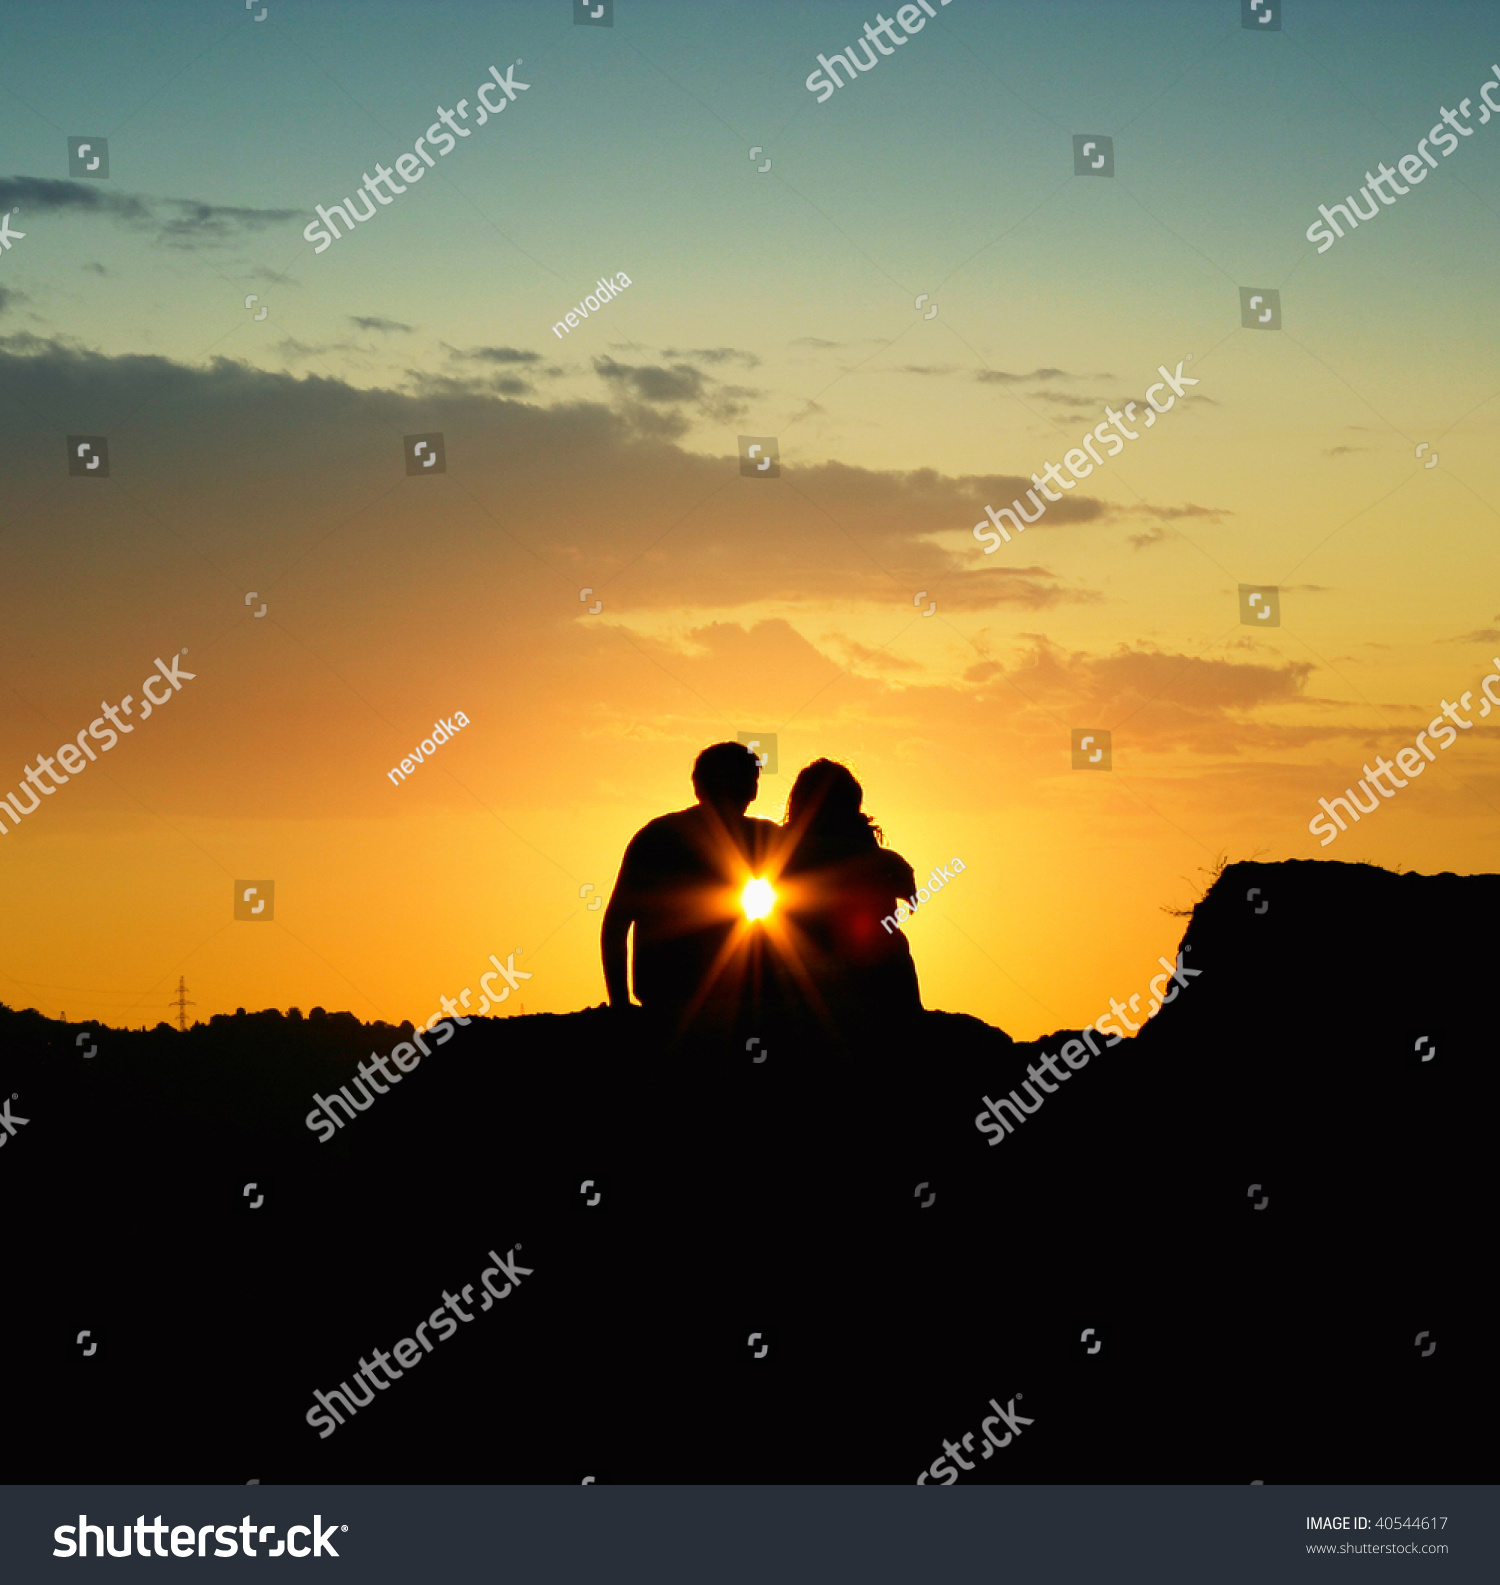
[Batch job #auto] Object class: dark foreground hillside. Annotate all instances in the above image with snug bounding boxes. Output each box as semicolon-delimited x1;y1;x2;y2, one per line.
1;859;1491;1482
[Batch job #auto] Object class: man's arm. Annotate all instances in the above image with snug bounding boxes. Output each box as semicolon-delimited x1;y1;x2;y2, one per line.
601;855;636;1008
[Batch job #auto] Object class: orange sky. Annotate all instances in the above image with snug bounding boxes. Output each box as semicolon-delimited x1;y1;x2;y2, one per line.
4;1;1499;1038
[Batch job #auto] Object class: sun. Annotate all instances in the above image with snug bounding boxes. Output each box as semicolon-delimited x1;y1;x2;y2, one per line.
740;877;776;921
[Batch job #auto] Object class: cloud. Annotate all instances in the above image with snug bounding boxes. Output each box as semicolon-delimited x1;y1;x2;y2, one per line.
1129;526;1169;551
0;286;25;315
894;364;958;376
1;333;1407;846
975;367;1072;384
1322;444;1372;458
0;342;1123;749
445;343;540;363
592;354;752;425
0;335;1118;626
593;356;708;405
82;262;107;276
274;336;358;361
0;176;299;248
1089;645;1313;712
351;316;416;334
1126;501;1232;522
1028;391;1104;410
403;367;534;399
154;199;301;245
662;346;761;368
0;176;151;224
0;330;57;354
825;635;925;673
976;636;1321;753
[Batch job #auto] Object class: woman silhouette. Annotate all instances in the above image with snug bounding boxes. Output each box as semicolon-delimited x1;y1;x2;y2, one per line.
772;759;922;1038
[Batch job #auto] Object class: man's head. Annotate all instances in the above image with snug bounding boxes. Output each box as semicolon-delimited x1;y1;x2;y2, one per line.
692;741;760;814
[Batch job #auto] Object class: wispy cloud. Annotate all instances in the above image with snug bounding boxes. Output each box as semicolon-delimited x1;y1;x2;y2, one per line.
275;336;358;361
662;346;761;368
0;176;299;248
592;354;754;425
975;367;1073;384
1029;391;1104;409
351;316;416;334
404;367;534;399
445;343;540;363
1126;501;1233;522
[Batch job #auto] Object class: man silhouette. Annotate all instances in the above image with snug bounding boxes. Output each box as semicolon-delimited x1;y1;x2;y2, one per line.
602;742;779;1035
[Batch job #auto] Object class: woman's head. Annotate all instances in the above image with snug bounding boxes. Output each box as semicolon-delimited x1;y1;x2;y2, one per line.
785;759;882;846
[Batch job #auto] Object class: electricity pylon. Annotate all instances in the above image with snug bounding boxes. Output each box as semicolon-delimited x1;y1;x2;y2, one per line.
169;976;196;1032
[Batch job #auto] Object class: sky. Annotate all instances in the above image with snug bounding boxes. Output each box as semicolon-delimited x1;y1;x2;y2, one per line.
2;0;1498;1039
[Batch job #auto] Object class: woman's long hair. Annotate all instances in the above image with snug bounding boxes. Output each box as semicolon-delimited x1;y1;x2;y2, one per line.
784;759;884;852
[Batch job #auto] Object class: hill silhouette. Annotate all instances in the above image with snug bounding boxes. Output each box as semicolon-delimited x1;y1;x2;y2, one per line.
2;858;1488;1481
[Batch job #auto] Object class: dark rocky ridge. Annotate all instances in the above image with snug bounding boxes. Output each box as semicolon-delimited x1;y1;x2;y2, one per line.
2;859;1489;1481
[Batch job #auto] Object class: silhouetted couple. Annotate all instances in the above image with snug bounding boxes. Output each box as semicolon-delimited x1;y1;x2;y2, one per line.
601;742;921;1049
